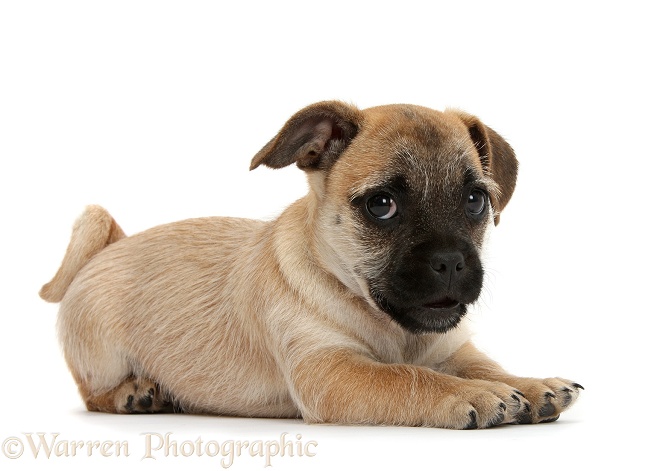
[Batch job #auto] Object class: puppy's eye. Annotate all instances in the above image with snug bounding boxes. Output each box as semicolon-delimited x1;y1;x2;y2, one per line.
466;189;487;216
367;194;398;220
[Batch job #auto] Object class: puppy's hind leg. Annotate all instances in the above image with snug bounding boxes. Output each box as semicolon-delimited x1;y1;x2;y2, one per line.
45;206;177;414
61;326;176;414
79;376;175;414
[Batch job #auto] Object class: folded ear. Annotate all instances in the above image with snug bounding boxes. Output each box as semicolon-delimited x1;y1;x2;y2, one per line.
250;101;363;172
453;112;519;225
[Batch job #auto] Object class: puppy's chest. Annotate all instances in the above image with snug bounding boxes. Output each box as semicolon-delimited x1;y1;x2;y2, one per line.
367;328;469;368
370;335;437;366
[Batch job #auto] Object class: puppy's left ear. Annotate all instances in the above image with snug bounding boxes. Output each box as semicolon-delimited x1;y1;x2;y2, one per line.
250;101;363;172
453;112;519;225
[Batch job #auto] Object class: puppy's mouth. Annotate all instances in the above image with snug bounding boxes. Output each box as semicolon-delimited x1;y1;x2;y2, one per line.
369;288;467;335
422;297;460;310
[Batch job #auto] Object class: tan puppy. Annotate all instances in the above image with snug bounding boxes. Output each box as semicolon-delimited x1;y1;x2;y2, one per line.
40;101;581;429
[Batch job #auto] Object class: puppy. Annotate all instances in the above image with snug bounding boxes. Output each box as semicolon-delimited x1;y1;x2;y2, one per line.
40;101;581;429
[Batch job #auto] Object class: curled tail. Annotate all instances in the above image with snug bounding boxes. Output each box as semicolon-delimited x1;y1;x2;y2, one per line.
39;205;126;303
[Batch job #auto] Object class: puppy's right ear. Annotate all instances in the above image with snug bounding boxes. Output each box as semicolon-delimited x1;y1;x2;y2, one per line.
250;101;363;172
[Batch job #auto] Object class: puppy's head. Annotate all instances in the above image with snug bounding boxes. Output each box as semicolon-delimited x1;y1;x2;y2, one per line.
252;101;518;334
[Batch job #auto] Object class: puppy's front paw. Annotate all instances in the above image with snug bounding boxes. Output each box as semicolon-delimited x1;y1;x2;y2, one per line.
441;379;531;429
114;378;173;414
506;377;583;423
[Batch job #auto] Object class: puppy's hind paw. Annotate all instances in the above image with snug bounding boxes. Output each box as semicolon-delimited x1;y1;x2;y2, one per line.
115;378;173;414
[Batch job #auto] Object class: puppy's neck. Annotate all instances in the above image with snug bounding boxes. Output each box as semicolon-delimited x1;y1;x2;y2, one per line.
270;189;359;298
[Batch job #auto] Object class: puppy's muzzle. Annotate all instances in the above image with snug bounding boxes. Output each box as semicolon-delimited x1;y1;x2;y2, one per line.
368;240;484;334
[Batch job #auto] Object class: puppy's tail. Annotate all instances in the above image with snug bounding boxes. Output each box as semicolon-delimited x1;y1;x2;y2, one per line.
39;205;126;303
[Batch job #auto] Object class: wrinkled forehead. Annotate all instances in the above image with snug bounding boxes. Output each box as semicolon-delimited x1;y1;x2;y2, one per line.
336;106;494;200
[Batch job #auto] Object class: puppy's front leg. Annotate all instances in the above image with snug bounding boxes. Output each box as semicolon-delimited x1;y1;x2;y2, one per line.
438;341;583;424
290;350;529;429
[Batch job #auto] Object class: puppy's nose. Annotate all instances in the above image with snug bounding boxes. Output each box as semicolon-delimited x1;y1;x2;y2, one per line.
430;252;465;286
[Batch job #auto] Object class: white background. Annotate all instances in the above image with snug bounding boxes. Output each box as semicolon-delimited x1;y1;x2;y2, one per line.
1;1;649;469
